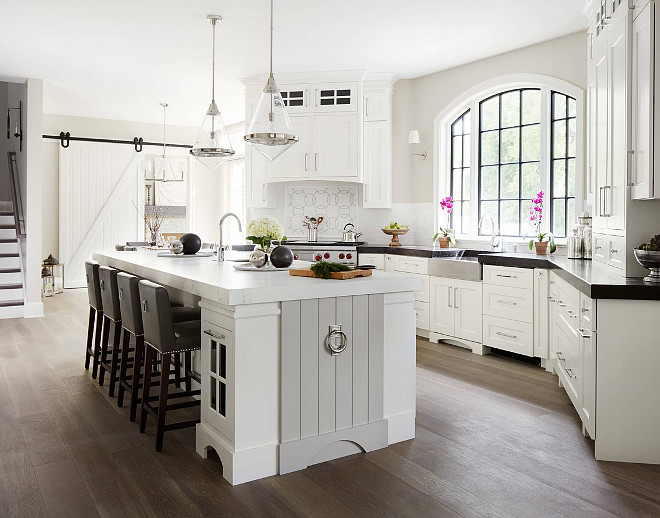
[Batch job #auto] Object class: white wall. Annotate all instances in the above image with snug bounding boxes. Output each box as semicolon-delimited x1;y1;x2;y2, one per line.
392;30;588;204
0;82;10;200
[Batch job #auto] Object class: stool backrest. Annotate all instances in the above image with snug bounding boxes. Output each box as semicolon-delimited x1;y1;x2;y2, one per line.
117;273;143;335
138;280;175;353
98;266;121;322
84;261;103;311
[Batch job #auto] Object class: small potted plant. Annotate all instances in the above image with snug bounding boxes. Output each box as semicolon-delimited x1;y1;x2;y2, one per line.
246;216;285;252
433;196;455;248
528;191;555;255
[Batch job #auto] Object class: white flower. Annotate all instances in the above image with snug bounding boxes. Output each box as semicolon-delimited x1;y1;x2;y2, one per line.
247;216;284;240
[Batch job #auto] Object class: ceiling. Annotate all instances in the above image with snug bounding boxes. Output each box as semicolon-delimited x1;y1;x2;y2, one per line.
0;0;588;128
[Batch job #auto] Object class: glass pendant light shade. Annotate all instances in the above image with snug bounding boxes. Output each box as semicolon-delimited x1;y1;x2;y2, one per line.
153;102;184;182
244;0;297;160
246;77;298;161
191;100;234;171
190;14;234;171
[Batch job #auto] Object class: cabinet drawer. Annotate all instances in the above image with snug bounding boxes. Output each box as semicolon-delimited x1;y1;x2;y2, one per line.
554;276;580;321
414;301;429;331
549;271;559;297
483;265;533;289
358;253;384;270
580;293;596;331
593;233;607;263
393;255;428;275
482;315;534;356
482;284;534;323
412;273;430;303
607;235;625;270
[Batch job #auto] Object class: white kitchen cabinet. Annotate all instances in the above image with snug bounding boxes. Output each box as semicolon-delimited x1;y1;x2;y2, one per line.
279;83;311;113
393;255;429;275
364;90;391;122
534;269;550;361
429;276;482;344
363;120;392;208
245;144;271;208
312;115;359;178
414;301;430;331
483;316;534;357
579;294;597;440
268;116;311;179
593;42;609;230
312;82;358;113
358;253;385;270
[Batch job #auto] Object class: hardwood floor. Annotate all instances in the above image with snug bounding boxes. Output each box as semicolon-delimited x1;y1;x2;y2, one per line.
1;289;659;517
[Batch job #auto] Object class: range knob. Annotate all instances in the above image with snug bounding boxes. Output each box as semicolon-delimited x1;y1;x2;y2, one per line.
346;253;352;260
315;254;322;261
339;253;345;259
324;253;330;259
293;254;298;260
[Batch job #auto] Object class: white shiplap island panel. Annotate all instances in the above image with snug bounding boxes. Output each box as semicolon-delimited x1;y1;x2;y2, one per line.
93;249;420;485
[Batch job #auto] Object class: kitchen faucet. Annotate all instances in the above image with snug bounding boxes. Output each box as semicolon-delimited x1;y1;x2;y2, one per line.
217;212;242;262
479;213;502;252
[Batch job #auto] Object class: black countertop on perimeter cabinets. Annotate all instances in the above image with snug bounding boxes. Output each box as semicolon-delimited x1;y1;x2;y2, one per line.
356;245;660;300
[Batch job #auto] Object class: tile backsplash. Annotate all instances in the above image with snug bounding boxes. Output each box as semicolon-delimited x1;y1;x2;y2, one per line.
285;185;357;238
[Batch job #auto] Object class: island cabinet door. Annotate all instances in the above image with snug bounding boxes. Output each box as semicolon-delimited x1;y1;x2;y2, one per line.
200;322;235;444
429;277;455;336
280;294;388;474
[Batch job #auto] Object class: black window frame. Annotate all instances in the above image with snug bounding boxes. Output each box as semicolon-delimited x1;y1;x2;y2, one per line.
550;91;577;238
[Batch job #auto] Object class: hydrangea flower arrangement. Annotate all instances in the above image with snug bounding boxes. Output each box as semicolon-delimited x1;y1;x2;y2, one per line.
247;216;285;251
528;191;556;253
433;195;455;245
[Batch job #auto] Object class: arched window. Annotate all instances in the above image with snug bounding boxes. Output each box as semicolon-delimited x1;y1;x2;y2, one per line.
436;75;583;240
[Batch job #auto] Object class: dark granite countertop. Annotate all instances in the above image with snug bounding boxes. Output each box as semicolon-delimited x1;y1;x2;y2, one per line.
356;245;660;300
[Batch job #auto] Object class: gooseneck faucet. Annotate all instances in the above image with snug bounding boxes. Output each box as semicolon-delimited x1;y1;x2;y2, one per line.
217;212;242;262
479;213;502;252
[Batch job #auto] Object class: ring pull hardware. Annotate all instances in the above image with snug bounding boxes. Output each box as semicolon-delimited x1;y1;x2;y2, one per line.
326;325;348;356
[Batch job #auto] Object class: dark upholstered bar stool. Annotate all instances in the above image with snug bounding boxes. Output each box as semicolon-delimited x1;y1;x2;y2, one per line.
138;280;201;452
84;261;103;379
116;272;201;422
98;266;126;397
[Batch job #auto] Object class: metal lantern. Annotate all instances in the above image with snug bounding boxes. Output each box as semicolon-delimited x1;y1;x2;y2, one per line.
41;266;54;297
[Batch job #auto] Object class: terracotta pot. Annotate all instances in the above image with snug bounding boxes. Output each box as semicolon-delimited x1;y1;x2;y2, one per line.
437;236;450;248
534;241;549;255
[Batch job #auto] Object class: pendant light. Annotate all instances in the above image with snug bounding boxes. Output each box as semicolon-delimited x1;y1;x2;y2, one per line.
190;14;234;171
244;0;298;161
153;103;183;182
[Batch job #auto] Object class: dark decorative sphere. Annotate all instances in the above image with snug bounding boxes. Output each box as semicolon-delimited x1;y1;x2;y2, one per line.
270;246;294;268
179;233;202;255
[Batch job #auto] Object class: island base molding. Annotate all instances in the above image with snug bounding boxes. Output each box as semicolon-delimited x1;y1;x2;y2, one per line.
429;332;491;356
279;420;388;475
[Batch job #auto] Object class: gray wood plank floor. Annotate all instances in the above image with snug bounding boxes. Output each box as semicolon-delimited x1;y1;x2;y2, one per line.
1;289;659;518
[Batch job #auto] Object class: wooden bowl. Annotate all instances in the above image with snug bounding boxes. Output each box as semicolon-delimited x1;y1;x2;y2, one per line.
381;228;409;247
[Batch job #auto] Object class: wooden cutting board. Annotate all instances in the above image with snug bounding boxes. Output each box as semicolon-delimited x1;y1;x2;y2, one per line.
289;268;373;280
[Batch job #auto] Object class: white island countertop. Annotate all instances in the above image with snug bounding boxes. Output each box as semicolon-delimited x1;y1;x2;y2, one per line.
93;249;421;306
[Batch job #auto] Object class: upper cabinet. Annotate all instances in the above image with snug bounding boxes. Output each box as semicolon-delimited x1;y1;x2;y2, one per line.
243;73;394;208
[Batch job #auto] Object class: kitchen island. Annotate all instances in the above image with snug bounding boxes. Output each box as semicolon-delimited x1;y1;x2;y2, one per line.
93;249;420;484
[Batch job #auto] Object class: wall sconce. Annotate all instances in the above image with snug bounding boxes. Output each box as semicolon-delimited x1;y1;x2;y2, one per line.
6;101;23;152
408;129;426;159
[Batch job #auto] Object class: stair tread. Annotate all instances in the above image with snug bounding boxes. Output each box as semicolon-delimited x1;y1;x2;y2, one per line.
0;253;19;258
0;284;22;290
0;300;23;307
0;268;20;273
0;239;17;243
0;225;16;229
0;212;14;216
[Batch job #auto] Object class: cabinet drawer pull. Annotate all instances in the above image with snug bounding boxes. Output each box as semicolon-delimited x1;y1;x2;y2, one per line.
566;310;577;318
565;368;576;379
314;153;318;171
548;297;555;303
557;301;566;307
204;329;226;341
448;287;452;308
496;300;518;306
304;153;308;171
581;307;589;313
496;331;517;339
454;287;458;309
496;274;515;278
578;329;591;338
556;352;565;361
610;248;618;254
595;245;602;250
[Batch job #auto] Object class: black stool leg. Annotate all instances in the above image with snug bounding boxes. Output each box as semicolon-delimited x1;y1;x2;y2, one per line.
117;328;131;407
156;353;171;452
174;355;181;388
99;315;111;386
108;320;122;397
92;311;104;379
140;345;154;433
129;335;144;422
85;306;95;369
184;351;192;394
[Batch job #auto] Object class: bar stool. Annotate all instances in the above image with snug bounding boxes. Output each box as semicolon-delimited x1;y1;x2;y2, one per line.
84;261;103;379
116;273;201;422
138;280;201;452
98;266;125;397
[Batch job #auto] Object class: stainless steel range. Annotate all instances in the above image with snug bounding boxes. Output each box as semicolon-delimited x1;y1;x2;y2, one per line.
283;240;365;266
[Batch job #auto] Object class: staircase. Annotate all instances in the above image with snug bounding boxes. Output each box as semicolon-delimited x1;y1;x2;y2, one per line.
0;210;24;318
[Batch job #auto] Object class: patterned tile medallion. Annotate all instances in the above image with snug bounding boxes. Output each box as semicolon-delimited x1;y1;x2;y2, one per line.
285;185;358;238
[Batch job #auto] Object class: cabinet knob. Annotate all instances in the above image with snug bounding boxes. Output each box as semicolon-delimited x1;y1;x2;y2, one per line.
610;248;618;254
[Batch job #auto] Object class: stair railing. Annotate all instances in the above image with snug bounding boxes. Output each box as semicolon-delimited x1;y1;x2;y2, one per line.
7;152;25;237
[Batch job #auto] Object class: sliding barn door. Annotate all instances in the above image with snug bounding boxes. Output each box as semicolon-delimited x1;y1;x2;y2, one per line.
59;142;139;288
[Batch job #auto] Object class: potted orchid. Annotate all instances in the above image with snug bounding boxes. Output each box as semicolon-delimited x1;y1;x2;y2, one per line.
433;195;455;248
527;191;556;255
